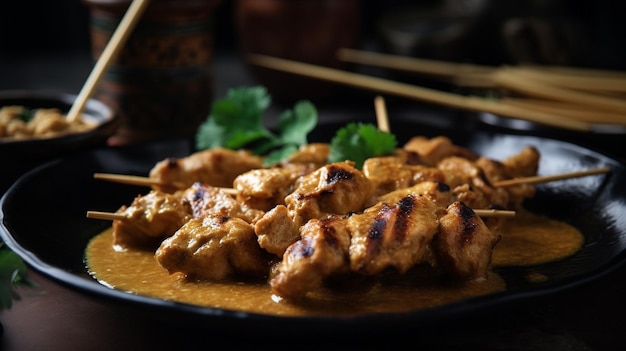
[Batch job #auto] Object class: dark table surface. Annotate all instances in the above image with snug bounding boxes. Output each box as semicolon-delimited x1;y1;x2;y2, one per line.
1;50;625;351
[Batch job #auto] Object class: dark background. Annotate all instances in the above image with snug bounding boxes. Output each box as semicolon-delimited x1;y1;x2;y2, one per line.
0;0;625;69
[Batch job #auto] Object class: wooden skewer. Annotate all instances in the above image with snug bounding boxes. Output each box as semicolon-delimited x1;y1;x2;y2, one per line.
504;66;626;94
66;0;151;123
94;172;187;190
472;209;516;218
492;68;626;115
493;167;610;187
338;48;626;93
86;210;127;221
374;95;390;132
93;173;239;195
246;54;591;132
338;48;495;87
500;97;626;125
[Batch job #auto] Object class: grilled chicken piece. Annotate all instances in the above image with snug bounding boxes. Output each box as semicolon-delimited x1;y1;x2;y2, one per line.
377;180;453;208
156;215;272;281
437;156;510;210
285;161;375;227
254;205;300;256
182;182;263;223
254;161;374;256
270;215;352;299
501;146;540;177
149;147;263;193
432;201;501;280
233;163;313;212
403;136;478;166
476;146;540;208
113;182;263;250
363;153;426;197
113;191;192;250
349;194;441;275
284;143;330;167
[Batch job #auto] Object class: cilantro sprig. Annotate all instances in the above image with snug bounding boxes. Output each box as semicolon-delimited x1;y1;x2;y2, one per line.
195;86;397;168
195;86;317;166
328;122;397;169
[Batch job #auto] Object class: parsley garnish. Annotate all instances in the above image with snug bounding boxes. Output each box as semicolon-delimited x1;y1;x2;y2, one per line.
328;122;397;169
195;86;317;166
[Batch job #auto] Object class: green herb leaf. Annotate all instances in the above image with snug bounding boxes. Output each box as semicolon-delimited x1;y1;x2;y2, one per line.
0;244;37;311
196;87;272;150
328;122;397;169
195;86;318;167
277;100;318;146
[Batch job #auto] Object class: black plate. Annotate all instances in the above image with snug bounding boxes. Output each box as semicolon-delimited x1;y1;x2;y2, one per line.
1;121;626;335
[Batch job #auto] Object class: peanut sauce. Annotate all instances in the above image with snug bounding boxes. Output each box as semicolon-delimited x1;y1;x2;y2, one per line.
85;210;583;317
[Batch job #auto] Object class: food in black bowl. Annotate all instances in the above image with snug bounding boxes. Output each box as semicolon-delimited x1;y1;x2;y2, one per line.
0;90;118;193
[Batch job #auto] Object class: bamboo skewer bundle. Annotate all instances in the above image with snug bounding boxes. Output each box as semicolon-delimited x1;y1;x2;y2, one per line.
246;54;591;132
334;48;626;128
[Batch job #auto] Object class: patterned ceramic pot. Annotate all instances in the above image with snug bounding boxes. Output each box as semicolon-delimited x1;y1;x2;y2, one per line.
83;0;222;144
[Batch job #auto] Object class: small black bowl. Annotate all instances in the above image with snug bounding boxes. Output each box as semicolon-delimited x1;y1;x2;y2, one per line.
0;90;119;192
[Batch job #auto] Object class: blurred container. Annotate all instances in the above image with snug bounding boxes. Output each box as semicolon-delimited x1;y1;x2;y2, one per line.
235;0;361;102
0;90;118;192
82;0;222;145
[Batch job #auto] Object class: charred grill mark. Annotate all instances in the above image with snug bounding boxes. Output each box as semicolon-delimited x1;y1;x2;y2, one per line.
320;217;340;248
189;184;208;218
219;216;229;224
394;195;416;242
326;166;354;184
291;237;314;258
366;204;392;257
165;158;179;168
192;183;205;202
458;202;478;244
291;218;341;259
477;169;493;186
369;206;390;240
437;182;450;192
366;195;416;255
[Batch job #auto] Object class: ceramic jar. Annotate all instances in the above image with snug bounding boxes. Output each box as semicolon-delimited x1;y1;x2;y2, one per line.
83;0;222;144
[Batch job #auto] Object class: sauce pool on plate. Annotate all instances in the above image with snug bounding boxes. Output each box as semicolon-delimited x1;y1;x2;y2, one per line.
85;209;584;317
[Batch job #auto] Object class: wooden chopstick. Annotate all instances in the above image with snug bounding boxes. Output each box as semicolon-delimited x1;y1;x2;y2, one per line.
247;54;591;132
66;0;151;123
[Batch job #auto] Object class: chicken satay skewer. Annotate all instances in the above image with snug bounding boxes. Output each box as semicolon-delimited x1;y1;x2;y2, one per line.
493;167;610;187
94;166;610;195
86;208;515;221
